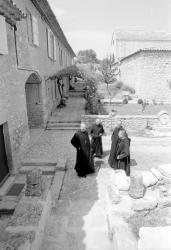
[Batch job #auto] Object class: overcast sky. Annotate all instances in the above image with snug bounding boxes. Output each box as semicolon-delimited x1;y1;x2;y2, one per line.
48;0;171;59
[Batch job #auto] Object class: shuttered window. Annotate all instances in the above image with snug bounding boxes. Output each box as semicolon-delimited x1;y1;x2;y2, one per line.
32;16;39;46
47;28;57;61
26;11;39;46
0;15;8;55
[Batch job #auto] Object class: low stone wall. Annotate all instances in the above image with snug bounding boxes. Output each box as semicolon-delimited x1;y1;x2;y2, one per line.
81;114;159;134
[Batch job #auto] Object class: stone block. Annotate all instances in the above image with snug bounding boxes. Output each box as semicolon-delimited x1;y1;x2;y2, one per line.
158;164;171;178
129;173;145;199
150;168;163;180
142;171;158;187
111;217;138;250
158;197;171;209
110;170;130;191
107;185;121;205
138;226;171;250
132;197;158;212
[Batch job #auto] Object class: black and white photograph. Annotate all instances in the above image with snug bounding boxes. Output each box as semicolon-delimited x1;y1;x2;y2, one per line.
0;0;171;249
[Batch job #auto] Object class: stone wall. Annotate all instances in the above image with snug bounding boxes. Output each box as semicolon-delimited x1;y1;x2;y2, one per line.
82;114;159;134
120;51;171;103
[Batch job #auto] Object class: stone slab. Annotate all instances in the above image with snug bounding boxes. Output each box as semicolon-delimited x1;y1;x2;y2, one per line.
138;226;171;250
158;164;171;178
132;197;158;211
150;168;163;180
107;215;137;250
110;170;130;191
142;171;158;187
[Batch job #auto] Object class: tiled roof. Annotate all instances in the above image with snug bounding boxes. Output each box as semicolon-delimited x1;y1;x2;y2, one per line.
0;0;26;25
114;30;171;41
31;0;75;57
120;48;171;62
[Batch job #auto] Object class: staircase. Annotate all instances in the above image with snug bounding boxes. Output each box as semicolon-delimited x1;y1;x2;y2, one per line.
69;90;85;98
46;120;80;131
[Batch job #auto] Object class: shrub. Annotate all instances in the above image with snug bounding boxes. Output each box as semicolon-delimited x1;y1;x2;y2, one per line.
114;81;123;89
128;95;132;101
123;98;128;104
122;84;135;94
137;98;143;104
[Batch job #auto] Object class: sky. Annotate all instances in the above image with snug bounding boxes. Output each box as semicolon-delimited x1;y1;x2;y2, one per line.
48;0;171;59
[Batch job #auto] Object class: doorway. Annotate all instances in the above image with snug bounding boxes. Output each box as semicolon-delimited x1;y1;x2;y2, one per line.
25;73;43;128
0;124;9;186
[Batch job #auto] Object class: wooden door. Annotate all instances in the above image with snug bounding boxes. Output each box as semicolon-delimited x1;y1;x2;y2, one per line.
0;125;9;186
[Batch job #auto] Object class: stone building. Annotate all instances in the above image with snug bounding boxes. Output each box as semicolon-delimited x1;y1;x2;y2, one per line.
0;0;75;184
119;49;171;102
112;30;171;59
111;30;171;102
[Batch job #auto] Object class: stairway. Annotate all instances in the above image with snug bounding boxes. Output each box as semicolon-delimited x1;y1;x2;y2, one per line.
69;90;85;97
46;120;80;130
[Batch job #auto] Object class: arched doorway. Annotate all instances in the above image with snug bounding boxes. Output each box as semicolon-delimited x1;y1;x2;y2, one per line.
25;73;43;128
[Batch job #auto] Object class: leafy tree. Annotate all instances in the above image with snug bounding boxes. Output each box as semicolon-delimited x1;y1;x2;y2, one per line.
100;55;119;87
77;49;99;64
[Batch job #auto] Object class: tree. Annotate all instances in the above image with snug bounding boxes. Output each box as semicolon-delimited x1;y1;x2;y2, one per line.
100;55;118;87
77;49;99;64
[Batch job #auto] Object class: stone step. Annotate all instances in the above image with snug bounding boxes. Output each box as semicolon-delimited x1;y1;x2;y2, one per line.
46;127;79;131
47;120;80;124
0;196;19;215
47;123;80;127
19;166;56;174
21;160;57;167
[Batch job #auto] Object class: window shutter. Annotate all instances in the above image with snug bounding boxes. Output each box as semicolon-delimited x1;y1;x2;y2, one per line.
47;28;51;58
32;16;39;46
54;37;57;61
0;15;8;54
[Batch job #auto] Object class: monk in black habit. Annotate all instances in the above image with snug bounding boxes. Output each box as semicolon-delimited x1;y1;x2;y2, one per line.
108;120;123;168
71;123;95;177
90;119;104;158
116;130;131;176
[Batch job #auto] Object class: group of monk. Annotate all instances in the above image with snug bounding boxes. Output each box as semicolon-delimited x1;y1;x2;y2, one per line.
71;119;130;178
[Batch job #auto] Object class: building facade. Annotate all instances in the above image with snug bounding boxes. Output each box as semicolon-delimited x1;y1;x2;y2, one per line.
0;0;75;184
112;30;171;59
119;49;171;102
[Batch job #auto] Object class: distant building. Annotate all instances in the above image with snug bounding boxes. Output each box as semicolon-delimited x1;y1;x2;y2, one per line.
119;49;171;102
112;30;171;102
0;0;75;183
112;30;171;59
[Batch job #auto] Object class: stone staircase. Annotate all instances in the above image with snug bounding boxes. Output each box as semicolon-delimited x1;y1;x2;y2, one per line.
46;120;80;131
69;90;85;97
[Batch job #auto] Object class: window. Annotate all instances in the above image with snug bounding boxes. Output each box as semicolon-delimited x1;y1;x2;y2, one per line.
47;28;57;61
26;11;39;46
32;16;39;46
0;15;8;55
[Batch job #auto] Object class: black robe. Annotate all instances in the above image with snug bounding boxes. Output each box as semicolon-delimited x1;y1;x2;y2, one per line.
116;138;131;176
90;123;104;157
108;126;123;168
71;130;95;177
